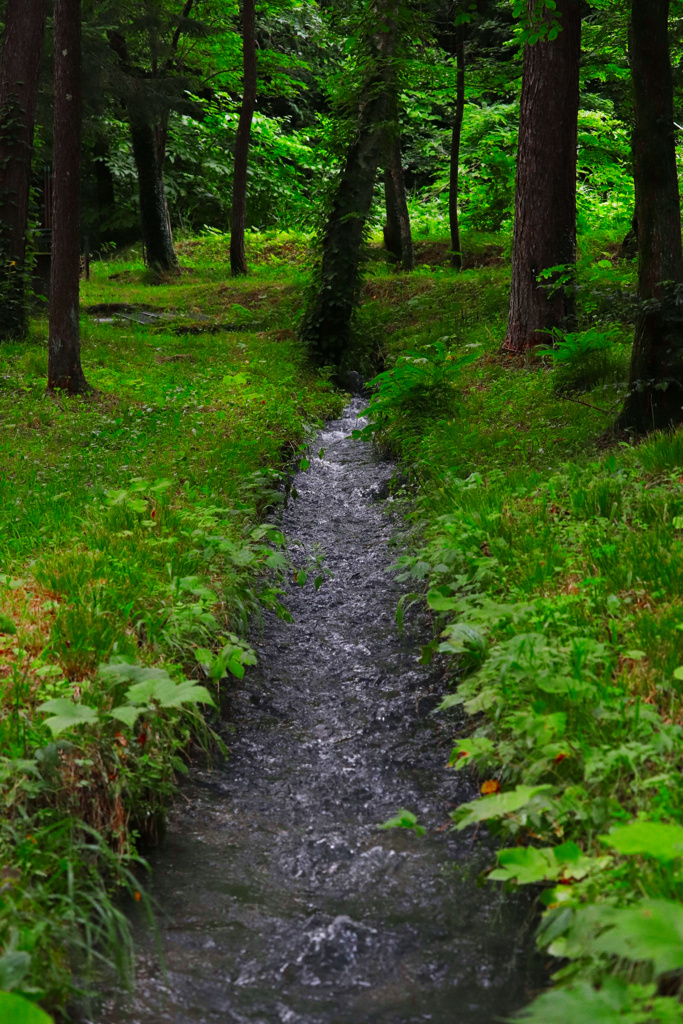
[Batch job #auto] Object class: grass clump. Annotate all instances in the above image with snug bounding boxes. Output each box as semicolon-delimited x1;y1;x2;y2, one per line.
0;240;341;1014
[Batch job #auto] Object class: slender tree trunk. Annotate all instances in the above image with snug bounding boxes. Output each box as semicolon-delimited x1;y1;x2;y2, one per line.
300;12;400;364
615;0;683;434
49;0;89;394
0;0;49;340
383;126;413;269
503;0;581;353
449;29;465;270
230;0;257;277
131;117;178;273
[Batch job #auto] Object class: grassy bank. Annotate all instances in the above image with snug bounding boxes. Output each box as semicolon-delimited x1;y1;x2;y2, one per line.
364;236;683;1019
0;240;340;1016
5;224;682;1022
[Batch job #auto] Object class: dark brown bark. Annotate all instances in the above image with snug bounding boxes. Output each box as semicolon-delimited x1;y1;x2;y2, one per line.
131;116;178;272
0;0;49;340
171;0;196;52
503;0;581;353
619;212;638;260
49;0;89;394
107;29;178;272
230;0;257;277
449;30;465;270
383;109;413;270
300;11;400;365
616;0;683;434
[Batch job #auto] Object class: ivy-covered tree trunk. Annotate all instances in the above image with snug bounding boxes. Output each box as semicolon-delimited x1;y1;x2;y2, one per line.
300;11;400;364
383;130;413;270
131;117;178;273
49;0;89;394
230;0;257;278
449;28;465;270
0;0;49;340
615;0;683;434
503;0;581;353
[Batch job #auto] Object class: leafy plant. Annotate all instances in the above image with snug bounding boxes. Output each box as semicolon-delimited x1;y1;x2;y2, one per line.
538;327;630;396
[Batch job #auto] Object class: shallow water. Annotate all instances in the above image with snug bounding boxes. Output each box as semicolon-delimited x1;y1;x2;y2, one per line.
94;400;540;1024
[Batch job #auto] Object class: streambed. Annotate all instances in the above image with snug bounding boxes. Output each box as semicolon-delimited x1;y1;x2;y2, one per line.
94;400;539;1024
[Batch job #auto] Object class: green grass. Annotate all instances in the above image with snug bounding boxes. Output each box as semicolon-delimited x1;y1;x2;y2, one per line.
3;225;678;1021
364;236;683;1019
0;239;341;1014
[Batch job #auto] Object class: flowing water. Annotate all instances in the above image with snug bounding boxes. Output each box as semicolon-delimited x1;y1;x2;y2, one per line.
94;400;540;1024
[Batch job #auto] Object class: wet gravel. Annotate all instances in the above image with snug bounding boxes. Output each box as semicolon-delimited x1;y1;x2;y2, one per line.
94;400;541;1024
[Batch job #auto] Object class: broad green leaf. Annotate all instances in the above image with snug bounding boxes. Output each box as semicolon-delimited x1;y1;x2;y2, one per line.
453;785;554;830
589;900;683;975
601;821;683;861
438;622;487;655
0;951;30;991
37;699;98;738
0;992;53;1024
449;735;495;766
107;705;144;729
125;676;214;709
515;979;639;1023
100;663;169;689
427;591;458;612
490;842;607;886
489;846;559;885
380;809;426;837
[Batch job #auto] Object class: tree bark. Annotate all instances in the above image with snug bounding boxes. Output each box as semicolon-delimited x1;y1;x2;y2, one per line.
449;28;465;270
383;107;413;270
618;212;638;260
0;0;49;340
131;116;178;272
49;0;89;394
615;0;683;434
300;11;400;365
503;0;581;354
230;0;257;277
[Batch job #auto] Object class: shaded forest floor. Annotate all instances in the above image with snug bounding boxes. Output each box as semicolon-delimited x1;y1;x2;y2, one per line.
5;228;683;1020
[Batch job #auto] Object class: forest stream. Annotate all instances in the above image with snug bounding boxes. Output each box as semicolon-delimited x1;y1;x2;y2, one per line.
93;400;540;1024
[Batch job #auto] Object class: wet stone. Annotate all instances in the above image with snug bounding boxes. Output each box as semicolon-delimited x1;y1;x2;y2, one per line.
88;400;542;1024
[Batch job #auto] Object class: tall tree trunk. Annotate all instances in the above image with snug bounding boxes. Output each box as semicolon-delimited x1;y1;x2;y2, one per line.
230;0;257;278
615;0;683;434
131;117;178;273
300;13;400;365
449;28;465;270
49;0;89;394
383;124;413;270
0;0;49;340
503;0;581;354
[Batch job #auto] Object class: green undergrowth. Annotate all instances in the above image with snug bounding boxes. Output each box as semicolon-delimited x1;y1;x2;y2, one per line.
0;242;341;1017
365;240;683;1020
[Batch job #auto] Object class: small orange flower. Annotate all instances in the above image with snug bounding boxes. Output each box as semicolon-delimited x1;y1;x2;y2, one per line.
134;891;142;902
554;753;568;765
481;779;501;795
